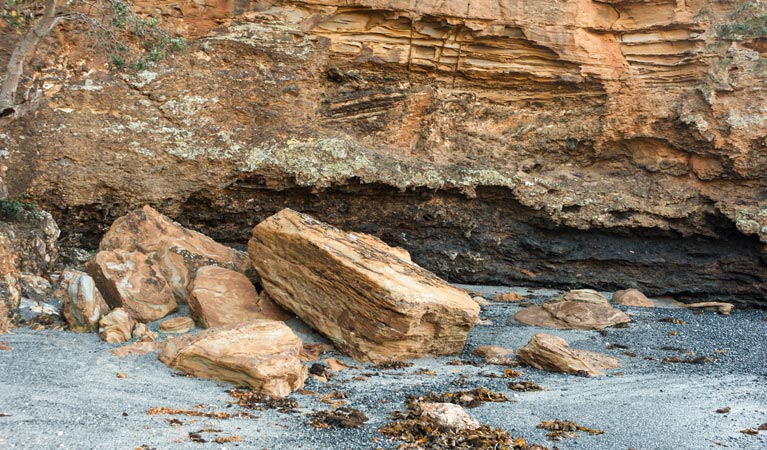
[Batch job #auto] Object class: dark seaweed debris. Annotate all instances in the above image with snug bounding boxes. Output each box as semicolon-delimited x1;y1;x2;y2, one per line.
227;387;299;413
309;406;368;429
508;381;543;392
416;388;511;408
536;419;604;441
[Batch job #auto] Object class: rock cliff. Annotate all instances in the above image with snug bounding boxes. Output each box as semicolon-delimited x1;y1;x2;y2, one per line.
2;0;766;305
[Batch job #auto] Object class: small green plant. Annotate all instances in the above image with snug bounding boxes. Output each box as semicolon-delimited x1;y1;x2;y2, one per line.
0;195;40;221
718;2;767;40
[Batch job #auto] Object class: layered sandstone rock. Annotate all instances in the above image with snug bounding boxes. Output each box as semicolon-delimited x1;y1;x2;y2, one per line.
158;320;307;396
86;249;178;322
60;270;110;332
5;1;767;306
516;333;621;377
99;308;136;343
100;206;251;281
515;289;631;330
613;289;654;308
158;316;195;334
0;234;19;333
420;403;479;430
471;346;517;366
188;266;263;328
249;209;480;362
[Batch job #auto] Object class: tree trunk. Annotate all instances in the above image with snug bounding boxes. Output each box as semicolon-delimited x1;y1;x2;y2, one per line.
0;0;58;116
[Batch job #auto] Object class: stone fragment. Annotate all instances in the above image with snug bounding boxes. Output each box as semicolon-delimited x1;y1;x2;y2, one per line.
189;266;263;328
612;289;654;308
494;292;523;302
100;205;251;276
471;296;490;306
248;209;480;362
60;270;110;332
420;402;479;430
86;249;178;322
132;323;158;342
472;346;517;366
542;300;631;330
325;357;351;371
158;316;195;334
516;333;620;377
558;289;609;305
112;341;160;357
99;308;136;343
685;302;735;315
18;274;51;302
158;320;307;397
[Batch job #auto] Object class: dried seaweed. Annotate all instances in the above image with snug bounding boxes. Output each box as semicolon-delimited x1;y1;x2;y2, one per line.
661;355;714;364
227;387;299;413
536;419;604;441
415;388;511;408
483;369;523;379
658;318;686;325
374;361;415;370
379;398;547;450
213;435;242;443
308;406;368;429
146;407;254;419
508;381;543;392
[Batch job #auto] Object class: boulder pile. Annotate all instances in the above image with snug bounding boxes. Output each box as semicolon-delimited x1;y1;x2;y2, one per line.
514;289;631;330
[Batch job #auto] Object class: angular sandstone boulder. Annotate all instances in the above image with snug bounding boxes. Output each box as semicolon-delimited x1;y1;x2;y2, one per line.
612;289;654;308
100;205;251;276
60;270;110;332
516;333;621;377
86;249;178;322
420;403;479;430
514;289;630;331
188;266;263;328
158;320;306;397
99;308;136;343
248;209;480;363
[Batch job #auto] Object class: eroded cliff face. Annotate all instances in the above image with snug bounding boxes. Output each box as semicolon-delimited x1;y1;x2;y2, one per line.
2;0;766;304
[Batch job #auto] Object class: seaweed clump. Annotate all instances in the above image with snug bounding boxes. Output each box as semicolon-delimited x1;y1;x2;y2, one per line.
379;396;547;450
309;406;368;429
227;387;299;413
419;388;511;408
536;419;604;441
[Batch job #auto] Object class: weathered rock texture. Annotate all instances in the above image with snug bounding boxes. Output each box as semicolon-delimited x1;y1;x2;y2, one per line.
189;265;263;328
249;209;480;362
0;233;19;333
3;1;767;306
98;308;136;343
514;289;631;330
158;319;307;396
158;316;195;334
516;333;621;377
60;270;110;332
613;288;655;308
86;249;178;322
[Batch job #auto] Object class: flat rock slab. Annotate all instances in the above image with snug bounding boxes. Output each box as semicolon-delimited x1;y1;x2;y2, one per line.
86;249;178;322
613;289;655;308
189;266;263;328
248;209;480;363
516;333;621;377
158;320;306;397
158;316;195;334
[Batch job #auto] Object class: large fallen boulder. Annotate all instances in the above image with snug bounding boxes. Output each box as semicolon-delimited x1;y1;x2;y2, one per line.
188;266;264;328
60;270;110;332
158;320;306;397
516;333;621;377
248;209;480;363
100;205;251;277
514;289;631;330
86;249;178;322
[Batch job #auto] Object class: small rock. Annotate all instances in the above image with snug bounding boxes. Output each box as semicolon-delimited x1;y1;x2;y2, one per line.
559;289;609;305
248;209;479;363
86;249;178;322
516;333;621;377
18;274;51;302
325;357;351;371
99;308;136;343
420;402;479;430
158;316;195;334
494;292;523;302
132;322;158;342
158;320;307;397
612;289;654;308
472;346;517;366
188;266;263;328
471;296;490;306
116;372;127;379
60;270;110;332
685;302;734;315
